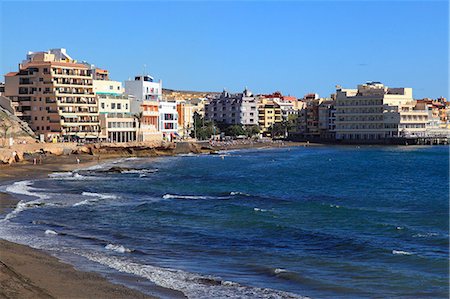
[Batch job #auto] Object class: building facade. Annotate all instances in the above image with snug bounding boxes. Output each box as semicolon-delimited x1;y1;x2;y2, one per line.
205;88;259;126
4;48;99;141
334;82;428;141
258;98;281;136
159;101;178;141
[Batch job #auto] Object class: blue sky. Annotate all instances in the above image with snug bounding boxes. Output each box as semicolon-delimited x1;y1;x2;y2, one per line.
1;1;448;99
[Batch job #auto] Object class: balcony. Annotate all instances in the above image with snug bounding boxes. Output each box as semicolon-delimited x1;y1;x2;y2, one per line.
142;110;159;117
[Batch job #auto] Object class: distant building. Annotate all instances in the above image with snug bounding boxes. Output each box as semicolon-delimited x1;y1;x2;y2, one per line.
258;98;282;136
334;82;428;141
318;99;336;139
125;74;163;141
205;88;259;126
159;101;178;141
4;48;99;141
94;74;137;143
296;95;324;138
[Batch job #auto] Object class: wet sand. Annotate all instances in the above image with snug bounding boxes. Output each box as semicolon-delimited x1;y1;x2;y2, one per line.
0;239;159;299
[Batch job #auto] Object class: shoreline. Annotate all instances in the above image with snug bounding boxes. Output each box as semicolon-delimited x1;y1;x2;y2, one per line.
0;153;182;299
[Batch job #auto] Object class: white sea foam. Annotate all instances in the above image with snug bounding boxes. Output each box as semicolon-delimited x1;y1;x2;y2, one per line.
45;229;58;235
392;250;413;255
230;191;250;196
274;268;288;274
5;180;49;200
254;208;267;212
73;199;97;207
105;244;132;253
48;172;74;178
76;251;305;299
121;169;158;174
413;232;438;238
163;194;231;200
81;192;118;200
329;204;340;208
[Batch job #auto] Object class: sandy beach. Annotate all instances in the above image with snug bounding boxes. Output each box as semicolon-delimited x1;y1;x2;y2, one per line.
0;239;159;299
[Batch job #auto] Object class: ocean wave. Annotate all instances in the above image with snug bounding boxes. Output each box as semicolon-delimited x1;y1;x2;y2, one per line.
48;172;74;178
105;243;133;253
45;229;58;235
5;180;50;200
73;199;98;207
254;207;268;212
392;250;413;255
76;251;305;299
273;268;288;274
120;169;158;174
230;191;251;196
81;192;118;200
162;194;231;200
412;232;439;238
49;172;98;181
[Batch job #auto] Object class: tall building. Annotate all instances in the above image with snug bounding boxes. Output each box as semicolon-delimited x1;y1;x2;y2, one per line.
258;98;282;136
159;101;178;141
205;88;259;126
334;82;428;141
4;48;99;141
93;69;136;143
125;74;162;141
318;99;336;139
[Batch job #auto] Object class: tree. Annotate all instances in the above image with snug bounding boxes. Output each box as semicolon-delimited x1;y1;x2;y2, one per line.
133;112;143;142
225;125;245;137
190;112;219;140
244;125;260;137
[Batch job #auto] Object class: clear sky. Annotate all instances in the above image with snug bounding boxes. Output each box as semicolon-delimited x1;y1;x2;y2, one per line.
1;0;448;99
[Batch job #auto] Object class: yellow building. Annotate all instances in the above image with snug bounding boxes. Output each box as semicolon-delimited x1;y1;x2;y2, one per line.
4;48;99;141
258;98;282;136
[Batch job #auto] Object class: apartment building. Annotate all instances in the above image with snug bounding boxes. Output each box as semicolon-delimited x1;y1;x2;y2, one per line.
296;95;324;138
176;100;198;138
205;88;259;126
258;98;282;136
318;99;336;139
159;101;178;141
93;71;137;143
335;82;428;141
125;74;162;142
4;48;99;141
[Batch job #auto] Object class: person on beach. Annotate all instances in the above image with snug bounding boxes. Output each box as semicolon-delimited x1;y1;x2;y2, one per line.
76;157;80;164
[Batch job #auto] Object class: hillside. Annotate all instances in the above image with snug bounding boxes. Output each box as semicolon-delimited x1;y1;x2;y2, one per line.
162;88;219;101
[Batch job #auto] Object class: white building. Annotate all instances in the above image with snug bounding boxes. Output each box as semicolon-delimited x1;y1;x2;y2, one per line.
159;101;178;141
335;82;428;141
94;77;136;142
125;75;162;114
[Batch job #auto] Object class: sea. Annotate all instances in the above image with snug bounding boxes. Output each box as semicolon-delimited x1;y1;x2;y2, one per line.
0;145;448;298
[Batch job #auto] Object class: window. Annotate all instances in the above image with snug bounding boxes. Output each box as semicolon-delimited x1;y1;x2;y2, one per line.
34;117;38;120
117;103;121;110
101;103;105;109
39;78;43;82
110;85;113;90
111;103;116;109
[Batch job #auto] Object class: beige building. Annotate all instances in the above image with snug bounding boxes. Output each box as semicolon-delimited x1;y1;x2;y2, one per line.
335;82;428;141
4;48;99;141
93;70;137;143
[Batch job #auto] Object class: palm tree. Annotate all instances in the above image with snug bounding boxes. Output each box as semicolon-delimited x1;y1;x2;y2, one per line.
133;112;143;142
